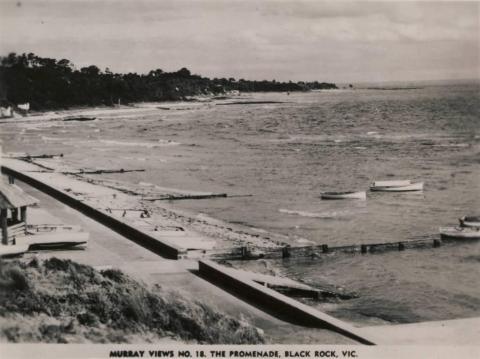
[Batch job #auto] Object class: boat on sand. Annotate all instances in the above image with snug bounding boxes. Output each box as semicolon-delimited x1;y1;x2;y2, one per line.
321;191;367;200
439;226;480;240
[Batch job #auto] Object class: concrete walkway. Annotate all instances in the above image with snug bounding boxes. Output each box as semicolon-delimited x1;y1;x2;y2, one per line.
362;317;480;345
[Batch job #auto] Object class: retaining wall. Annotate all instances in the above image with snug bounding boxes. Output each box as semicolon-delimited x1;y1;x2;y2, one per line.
198;259;375;345
1;165;185;259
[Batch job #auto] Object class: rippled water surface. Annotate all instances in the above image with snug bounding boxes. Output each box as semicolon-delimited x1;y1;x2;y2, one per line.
2;83;479;325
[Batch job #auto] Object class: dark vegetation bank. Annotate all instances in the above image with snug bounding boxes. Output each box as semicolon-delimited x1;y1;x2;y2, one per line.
0;257;265;344
0;52;337;110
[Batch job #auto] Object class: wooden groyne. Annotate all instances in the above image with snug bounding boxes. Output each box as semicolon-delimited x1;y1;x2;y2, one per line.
207;237;444;260
144;193;228;201
62;168;146;175
1;165;185;259
198;260;375;345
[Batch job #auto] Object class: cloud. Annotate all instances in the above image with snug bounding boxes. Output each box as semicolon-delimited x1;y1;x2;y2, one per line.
0;0;478;82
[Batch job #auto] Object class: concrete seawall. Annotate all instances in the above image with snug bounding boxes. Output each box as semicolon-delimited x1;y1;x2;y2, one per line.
1;165;185;259
198;259;376;345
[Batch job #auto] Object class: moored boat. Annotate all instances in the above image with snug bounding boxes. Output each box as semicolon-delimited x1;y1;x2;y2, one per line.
459;216;480;228
371;180;411;188
439;226;480;240
321;191;367;200
370;182;423;192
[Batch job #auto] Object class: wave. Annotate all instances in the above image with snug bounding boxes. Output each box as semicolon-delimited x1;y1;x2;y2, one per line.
279;208;351;218
99;139;180;147
41;136;65;141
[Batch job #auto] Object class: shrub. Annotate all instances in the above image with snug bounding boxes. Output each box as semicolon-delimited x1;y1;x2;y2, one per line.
0;258;266;344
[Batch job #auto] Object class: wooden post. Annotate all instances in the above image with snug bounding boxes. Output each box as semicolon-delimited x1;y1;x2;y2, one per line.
11;208;19;223
8;176;14;184
1;209;8;245
20;206;27;226
321;244;329;253
361;244;367;254
282;246;290;258
241;246;247;259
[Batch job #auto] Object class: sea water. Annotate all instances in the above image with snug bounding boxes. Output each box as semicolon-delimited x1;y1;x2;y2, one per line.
2;82;479;325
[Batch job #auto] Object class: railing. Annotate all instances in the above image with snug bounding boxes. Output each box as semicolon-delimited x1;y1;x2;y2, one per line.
7;222;27;244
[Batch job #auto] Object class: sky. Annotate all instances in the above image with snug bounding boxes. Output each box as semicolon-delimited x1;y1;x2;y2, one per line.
0;0;478;83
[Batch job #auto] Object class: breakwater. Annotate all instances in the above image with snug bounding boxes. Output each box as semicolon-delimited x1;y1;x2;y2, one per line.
207;237;444;260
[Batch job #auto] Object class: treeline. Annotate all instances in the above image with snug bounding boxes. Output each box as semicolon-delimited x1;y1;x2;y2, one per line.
0;52;337;110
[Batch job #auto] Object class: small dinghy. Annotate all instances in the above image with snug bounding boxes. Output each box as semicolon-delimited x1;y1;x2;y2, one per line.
440;226;480;240
371;180;411;188
321;191;367;200
370;181;423;192
0;244;29;258
459;216;480;228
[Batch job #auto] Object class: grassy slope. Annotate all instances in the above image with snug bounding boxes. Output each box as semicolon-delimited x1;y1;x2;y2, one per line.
0;257;265;344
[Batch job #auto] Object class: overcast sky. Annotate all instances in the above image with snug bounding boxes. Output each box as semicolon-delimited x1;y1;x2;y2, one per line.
0;0;478;83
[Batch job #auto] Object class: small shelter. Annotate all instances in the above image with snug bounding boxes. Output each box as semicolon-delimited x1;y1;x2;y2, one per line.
0;179;38;245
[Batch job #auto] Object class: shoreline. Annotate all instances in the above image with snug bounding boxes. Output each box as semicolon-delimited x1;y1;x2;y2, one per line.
1;157;291;255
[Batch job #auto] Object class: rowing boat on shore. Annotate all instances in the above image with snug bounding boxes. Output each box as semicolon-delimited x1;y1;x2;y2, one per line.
459;216;480;228
320;191;367;200
370;182;424;192
440;226;480;240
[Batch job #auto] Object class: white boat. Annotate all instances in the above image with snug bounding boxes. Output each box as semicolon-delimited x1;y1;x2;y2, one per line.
371;180;411;188
321;191;367;200
439;226;480;240
459;216;480;228
0;244;29;258
370;182;423;192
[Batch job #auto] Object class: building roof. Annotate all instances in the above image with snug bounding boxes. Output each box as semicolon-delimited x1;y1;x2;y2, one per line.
0;182;38;209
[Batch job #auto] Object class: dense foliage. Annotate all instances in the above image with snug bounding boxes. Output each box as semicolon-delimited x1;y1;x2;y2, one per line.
0;52;337;110
0;257;265;343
